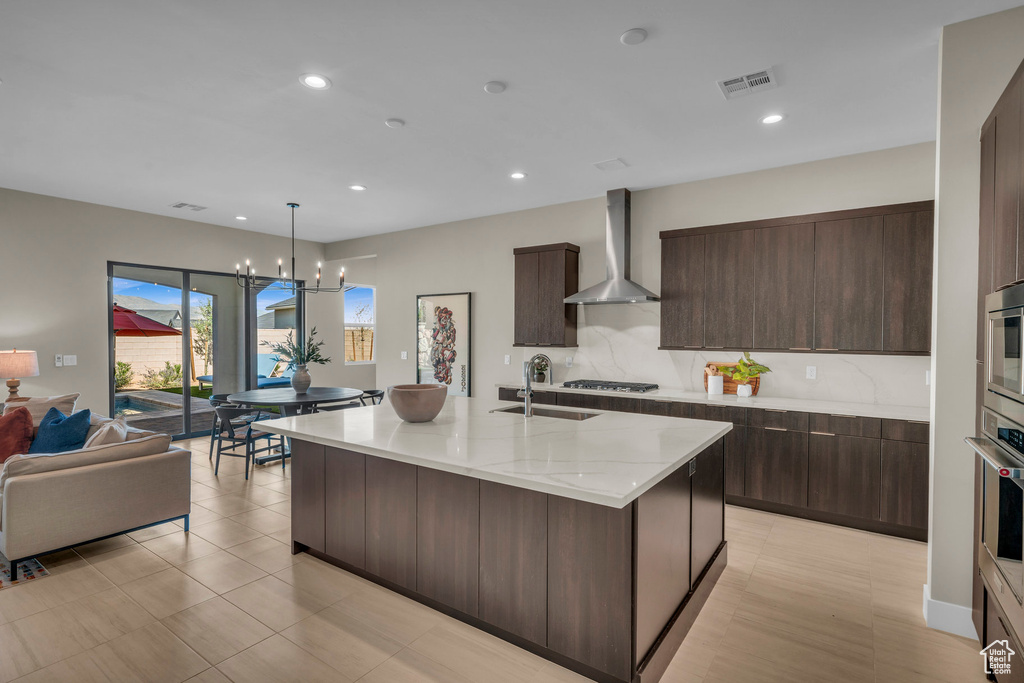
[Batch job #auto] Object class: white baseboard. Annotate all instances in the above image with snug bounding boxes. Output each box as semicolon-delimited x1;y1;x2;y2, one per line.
923;583;979;640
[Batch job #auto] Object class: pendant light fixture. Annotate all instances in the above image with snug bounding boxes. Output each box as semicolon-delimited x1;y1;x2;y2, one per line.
235;202;344;294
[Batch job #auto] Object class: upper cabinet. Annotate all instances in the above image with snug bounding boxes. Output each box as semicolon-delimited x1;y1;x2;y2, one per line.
660;201;935;355
513;243;580;347
813;216;884;351
994;79;1021;292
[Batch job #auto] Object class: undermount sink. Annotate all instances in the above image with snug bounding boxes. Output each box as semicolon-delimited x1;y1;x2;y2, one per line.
492;405;600;420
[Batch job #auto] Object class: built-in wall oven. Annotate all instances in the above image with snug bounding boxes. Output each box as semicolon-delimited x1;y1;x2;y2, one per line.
989;283;1024;404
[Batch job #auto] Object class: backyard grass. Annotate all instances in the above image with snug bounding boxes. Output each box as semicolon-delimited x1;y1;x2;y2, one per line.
161;386;214;401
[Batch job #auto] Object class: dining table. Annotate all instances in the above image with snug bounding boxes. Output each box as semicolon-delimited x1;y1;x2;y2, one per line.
227;386;365;465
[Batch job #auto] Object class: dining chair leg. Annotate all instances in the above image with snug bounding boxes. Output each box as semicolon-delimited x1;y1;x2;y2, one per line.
281;436;286;471
243;439;251;480
214;433;223;476
208;413;219;459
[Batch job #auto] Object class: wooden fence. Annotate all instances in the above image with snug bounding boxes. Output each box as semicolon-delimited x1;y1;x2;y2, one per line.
345;327;374;362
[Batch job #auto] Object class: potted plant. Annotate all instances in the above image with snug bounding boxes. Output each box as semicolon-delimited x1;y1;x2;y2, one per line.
717;352;771;397
532;358;549;384
261;327;332;394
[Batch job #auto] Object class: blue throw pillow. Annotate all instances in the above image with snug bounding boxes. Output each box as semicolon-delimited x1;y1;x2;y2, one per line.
28;407;92;454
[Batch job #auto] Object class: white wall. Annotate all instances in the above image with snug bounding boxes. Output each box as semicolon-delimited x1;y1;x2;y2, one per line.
926;5;1024;639
325;142;935;406
0;187;330;413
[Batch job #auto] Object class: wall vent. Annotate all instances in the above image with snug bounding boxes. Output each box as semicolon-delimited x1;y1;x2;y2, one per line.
593;158;629;172
168;202;208;211
717;67;778;100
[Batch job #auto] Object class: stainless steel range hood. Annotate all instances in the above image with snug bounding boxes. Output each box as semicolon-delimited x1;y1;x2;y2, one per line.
564;188;660;304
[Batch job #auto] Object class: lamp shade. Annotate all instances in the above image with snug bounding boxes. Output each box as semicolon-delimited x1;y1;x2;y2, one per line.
0;350;40;379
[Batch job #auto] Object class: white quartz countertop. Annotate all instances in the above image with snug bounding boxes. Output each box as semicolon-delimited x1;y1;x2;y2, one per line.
498;383;930;422
259;396;731;508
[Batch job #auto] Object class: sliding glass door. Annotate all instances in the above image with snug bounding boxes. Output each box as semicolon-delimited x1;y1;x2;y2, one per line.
108;263;296;439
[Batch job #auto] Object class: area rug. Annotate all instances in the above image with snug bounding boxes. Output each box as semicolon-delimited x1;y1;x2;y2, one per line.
0;558;48;588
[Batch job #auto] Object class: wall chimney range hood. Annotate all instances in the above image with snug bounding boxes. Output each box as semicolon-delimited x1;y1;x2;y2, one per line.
564;188;660;304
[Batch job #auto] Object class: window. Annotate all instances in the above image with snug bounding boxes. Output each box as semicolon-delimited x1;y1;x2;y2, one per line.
345;286;375;363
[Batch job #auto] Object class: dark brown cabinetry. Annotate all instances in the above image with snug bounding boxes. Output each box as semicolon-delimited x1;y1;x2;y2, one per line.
704;230;754;349
807;434;880;520
753;223;815;350
690;441;725;587
478;482;548;646
497;387;557;405
994;80;1021;292
365;457;417;590
814;216;885;352
513;243;579;347
325;447;365;568
660;234;705;348
706;405;747;497
556;391;639;413
746;427;808;507
986;591;1024;683
660;201;934;354
980;118;996;362
879;439;929;530
416;469;479;616
291;440;326;553
883;211;935;353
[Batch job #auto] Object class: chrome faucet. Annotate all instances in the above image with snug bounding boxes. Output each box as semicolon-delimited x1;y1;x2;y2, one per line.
518;353;552;417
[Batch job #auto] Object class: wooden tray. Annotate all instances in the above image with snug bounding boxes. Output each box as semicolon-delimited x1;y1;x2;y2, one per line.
704;362;761;395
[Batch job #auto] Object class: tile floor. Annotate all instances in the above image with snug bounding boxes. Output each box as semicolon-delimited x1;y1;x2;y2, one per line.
0;436;988;682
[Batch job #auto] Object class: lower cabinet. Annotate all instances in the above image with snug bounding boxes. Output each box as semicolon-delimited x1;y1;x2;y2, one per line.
807;434;880;520
365;457;418;590
746;428;808;507
497;387;557;405
880;439;929;530
291;440;326;552
986;591;1024;683
325;447;365;568
690;441;725;585
557;392;639;413
416;469;480;616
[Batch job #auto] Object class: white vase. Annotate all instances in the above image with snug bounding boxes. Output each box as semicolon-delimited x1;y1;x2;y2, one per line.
736;383;753;398
291;364;311;394
707;375;724;395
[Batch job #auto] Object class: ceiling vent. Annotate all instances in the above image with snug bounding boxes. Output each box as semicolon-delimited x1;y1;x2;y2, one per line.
168;202;208;211
593;158;629;172
717;67;778;100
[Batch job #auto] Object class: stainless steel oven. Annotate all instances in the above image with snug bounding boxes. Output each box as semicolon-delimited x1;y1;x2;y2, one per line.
970;408;1024;603
988;285;1024;404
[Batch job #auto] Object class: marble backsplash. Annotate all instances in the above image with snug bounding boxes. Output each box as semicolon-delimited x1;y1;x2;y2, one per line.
512;303;931;408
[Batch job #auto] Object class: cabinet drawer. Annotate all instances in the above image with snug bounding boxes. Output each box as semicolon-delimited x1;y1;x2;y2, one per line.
558;392;639;413
497;387;557;405
749;408;809;432
640;399;691;418
704;405;748;425
809;413;881;438
986;591;1024;683
881;419;930;444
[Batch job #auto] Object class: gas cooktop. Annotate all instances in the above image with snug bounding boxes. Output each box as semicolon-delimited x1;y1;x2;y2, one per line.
562;379;659;393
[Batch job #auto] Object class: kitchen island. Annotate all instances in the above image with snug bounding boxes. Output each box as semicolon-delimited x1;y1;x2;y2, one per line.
260;397;730;683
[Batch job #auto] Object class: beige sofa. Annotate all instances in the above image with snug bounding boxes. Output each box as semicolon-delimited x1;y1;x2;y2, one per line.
0;414;191;580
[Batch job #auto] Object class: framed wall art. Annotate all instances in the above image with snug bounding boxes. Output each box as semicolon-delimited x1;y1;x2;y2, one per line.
416;292;471;396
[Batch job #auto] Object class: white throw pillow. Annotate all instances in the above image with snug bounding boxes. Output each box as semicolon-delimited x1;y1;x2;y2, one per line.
84;416;129;448
2;393;81;426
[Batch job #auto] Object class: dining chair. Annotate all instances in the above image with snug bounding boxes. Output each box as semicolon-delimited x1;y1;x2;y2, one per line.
315;400;362;412
213;407;286;479
208;394;237;457
360;389;385;406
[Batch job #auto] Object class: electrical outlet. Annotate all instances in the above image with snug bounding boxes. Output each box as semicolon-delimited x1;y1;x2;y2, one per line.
565;356;573;368
806;365;816;380
400;351;408;360
64;355;77;366
55;354;63;367
504;354;510;365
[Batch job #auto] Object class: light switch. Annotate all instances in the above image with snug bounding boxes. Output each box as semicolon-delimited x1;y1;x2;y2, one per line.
55;354;63;367
64;355;77;366
400;351;408;360
504;355;510;365
565;356;573;368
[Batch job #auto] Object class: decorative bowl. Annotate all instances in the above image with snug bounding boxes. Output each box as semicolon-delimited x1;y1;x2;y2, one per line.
387;384;447;423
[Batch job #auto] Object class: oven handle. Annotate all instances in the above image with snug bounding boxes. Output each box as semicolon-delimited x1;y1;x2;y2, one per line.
966;437;1024;478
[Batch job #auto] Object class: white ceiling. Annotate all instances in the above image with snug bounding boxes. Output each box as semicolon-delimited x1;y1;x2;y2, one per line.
0;0;1020;242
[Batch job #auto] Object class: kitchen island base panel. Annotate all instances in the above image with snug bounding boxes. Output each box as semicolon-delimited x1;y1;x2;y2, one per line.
726;494;927;542
290;439;727;683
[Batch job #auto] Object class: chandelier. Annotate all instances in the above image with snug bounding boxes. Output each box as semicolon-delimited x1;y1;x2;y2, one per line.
235;202;344;294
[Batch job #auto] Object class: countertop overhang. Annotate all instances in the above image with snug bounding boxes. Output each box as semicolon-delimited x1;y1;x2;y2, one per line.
259;396;730;508
499;383;930;422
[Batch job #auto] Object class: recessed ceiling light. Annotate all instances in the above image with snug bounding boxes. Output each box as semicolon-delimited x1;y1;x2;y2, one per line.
760;114;784;124
510;172;527;180
620;28;648;45
483;81;507;94
349;184;367;191
300;74;331;90
235;216;247;221
385;118;405;128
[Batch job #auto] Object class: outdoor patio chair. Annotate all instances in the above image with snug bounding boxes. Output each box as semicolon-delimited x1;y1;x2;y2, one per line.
212;406;285;479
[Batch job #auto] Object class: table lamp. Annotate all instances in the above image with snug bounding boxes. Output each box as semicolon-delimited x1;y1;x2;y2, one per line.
0;349;40;401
